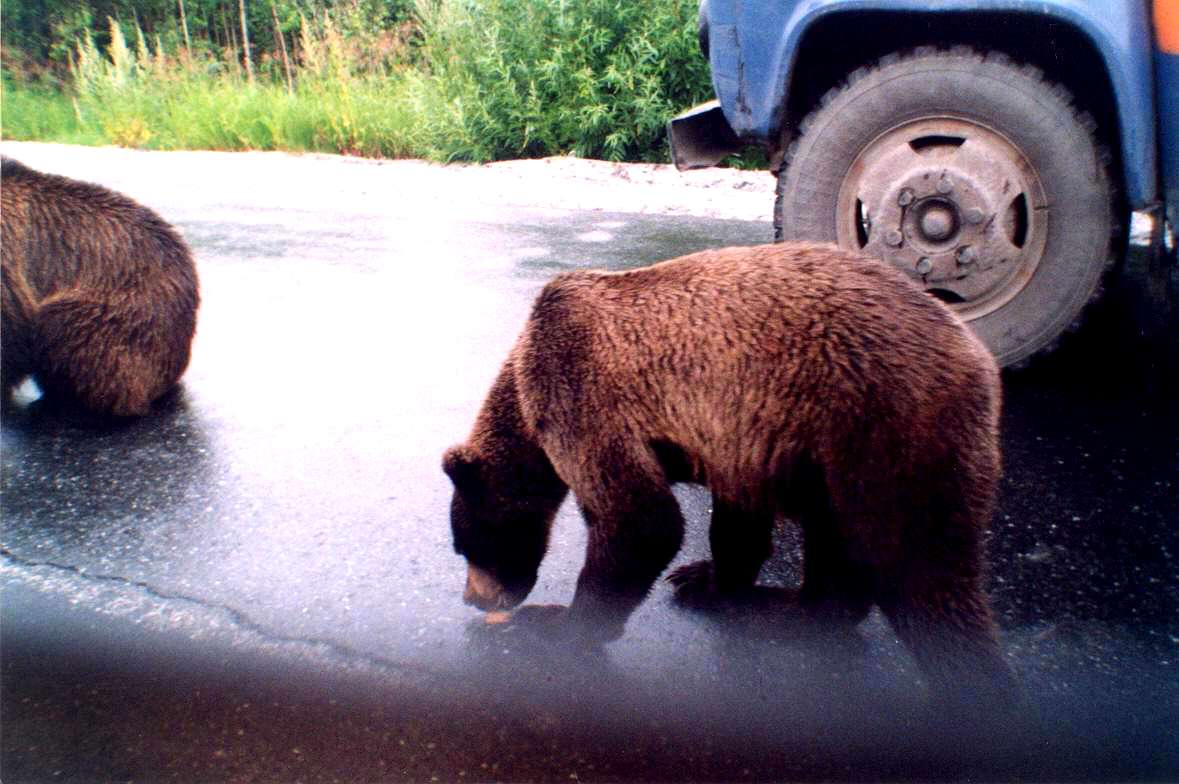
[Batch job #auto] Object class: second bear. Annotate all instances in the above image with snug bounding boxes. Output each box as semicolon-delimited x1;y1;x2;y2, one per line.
1;157;199;416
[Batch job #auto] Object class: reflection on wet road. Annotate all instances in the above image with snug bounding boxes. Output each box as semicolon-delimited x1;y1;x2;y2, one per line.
2;145;1176;782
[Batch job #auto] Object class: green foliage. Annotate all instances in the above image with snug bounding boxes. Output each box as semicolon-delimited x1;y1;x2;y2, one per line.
1;0;716;163
414;0;711;161
1;73;102;143
38;16;418;155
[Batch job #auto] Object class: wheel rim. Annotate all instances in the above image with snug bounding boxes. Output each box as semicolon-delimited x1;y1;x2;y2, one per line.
835;117;1049;321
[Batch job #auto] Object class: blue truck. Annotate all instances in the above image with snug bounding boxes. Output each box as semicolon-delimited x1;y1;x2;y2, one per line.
669;0;1178;366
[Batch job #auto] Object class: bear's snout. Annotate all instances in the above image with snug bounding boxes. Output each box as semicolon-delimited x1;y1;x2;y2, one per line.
463;565;512;611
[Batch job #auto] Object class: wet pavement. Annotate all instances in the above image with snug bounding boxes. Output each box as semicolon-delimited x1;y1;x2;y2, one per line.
2;145;1177;782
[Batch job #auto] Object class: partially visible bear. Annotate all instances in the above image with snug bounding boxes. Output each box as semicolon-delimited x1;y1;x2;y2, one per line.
1;157;199;416
444;241;1017;704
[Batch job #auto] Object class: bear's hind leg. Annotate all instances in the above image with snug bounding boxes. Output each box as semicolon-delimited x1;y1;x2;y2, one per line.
35;295;169;416
799;508;875;628
667;499;774;607
879;568;1019;710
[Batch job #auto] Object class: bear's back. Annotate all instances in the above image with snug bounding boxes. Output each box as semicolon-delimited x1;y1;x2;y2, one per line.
516;242;998;487
531;241;989;393
0;157;194;300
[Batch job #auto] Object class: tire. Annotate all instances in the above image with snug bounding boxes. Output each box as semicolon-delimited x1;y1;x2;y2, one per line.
775;48;1115;367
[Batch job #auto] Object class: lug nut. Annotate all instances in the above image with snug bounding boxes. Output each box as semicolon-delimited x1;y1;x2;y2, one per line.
897;189;915;207
885;229;904;247
936;176;954;194
956;246;977;265
915;257;933;275
965;207;985;224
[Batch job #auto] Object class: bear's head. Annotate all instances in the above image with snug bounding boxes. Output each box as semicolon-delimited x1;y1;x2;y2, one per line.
442;443;563;612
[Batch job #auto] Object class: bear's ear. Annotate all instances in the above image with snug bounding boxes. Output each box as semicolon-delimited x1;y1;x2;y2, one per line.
442;444;482;488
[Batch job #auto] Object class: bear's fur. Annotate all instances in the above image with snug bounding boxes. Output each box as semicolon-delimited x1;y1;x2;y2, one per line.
1;157;199;416
444;242;1014;702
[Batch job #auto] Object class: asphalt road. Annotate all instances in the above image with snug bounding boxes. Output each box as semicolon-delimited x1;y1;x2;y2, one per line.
1;144;1177;783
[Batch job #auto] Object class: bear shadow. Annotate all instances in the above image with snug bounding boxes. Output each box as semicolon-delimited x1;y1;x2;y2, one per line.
670;582;871;661
3;380;190;433
457;611;654;716
1;383;215;547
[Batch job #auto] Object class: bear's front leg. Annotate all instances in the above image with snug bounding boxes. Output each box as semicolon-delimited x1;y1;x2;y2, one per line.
667;499;775;609
560;480;686;644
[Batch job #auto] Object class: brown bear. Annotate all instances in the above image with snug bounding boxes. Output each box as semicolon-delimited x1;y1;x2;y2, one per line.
1;157;199;417
443;241;1016;703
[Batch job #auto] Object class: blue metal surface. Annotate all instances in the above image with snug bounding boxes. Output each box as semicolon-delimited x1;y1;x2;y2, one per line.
704;0;1161;207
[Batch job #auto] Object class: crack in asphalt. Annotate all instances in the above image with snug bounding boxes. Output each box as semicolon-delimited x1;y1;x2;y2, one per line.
0;547;444;684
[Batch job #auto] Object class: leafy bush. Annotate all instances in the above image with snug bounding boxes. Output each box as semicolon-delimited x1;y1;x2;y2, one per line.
414;0;711;161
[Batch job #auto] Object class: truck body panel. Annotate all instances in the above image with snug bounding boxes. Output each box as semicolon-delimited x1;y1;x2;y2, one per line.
1154;1;1179;240
699;0;1164;207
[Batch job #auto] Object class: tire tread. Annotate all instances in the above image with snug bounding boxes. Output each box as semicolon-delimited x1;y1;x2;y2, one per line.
774;46;1117;367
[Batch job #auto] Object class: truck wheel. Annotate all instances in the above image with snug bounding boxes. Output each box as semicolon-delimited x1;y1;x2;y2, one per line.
775;48;1114;367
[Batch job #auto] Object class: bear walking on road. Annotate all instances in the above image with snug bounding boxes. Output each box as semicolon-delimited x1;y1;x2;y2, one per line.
443;241;1015;703
1;157;199;417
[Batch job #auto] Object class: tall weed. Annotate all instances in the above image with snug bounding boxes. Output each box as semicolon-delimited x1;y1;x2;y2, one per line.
52;15;420;157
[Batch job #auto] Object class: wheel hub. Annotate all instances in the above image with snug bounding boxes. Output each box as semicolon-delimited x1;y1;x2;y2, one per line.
836;118;1049;320
916;200;957;243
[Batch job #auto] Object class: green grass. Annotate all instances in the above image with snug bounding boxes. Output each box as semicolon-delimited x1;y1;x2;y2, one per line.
1;1;714;163
25;19;421;156
1;78;104;145
62;71;422;157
